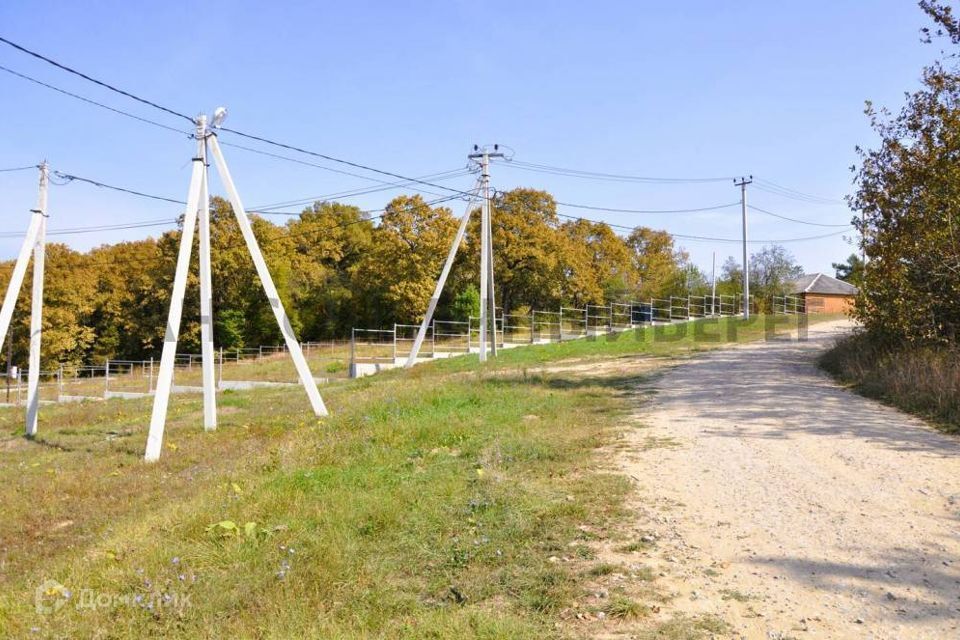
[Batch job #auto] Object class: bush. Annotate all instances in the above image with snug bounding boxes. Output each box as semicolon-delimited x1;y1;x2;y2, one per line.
821;332;960;431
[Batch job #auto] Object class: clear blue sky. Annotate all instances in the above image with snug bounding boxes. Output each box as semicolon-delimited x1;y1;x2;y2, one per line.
0;1;937;275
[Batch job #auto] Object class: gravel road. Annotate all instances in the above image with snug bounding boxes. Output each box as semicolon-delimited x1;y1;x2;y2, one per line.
618;320;960;639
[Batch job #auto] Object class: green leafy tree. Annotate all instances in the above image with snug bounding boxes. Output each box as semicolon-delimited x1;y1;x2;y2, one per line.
626;227;687;299
851;1;960;342
449;285;480;322
832;254;865;288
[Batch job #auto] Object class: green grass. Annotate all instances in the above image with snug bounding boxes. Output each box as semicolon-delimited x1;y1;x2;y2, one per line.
432;313;833;372
602;594;650;619
0;314;838;638
637;614;729;639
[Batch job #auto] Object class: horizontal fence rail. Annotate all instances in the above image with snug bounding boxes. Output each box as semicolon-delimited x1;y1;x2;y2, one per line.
1;296;807;407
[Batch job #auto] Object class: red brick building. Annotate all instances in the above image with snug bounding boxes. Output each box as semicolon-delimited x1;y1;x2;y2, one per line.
791;273;857;313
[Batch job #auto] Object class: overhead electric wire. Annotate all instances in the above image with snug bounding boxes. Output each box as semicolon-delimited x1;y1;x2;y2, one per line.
0;35;194;124
0;63;191;136
0;36;485;203
249;168;473;212
217;127;484;200
217;139;451;198
52;171;186;204
48;168;476;221
747;204;850;228
0;219;178;238
552;211;851;244
553;200;741;214
0;36;853;254
501;159;734;184
2;188;477;273
753;179;845;205
0;57;479;203
0;164;39;172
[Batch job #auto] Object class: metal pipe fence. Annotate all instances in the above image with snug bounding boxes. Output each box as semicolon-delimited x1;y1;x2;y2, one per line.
532;310;561;342
0;294;813;407
434;320;471;353
585;304;612;332
559;307;587;340
650;298;671;323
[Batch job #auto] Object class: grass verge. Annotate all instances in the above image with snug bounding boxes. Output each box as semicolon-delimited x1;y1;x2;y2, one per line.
0;314;835;638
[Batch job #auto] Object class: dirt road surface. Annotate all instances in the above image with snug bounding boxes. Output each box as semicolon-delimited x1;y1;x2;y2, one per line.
617;320;960;639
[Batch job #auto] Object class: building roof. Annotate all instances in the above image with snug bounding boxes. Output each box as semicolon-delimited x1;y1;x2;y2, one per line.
790;273;858;296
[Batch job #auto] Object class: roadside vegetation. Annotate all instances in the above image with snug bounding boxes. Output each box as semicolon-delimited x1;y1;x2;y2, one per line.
823;2;960;429
0;314;818;639
821;333;960;432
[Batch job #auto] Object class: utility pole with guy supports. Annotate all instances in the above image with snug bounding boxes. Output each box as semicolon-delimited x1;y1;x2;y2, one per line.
734;176;753;319
404;144;504;367
0;162;48;437
143;109;327;462
472;145;505;361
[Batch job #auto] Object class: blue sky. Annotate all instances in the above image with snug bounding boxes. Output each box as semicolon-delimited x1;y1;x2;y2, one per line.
0;1;938;275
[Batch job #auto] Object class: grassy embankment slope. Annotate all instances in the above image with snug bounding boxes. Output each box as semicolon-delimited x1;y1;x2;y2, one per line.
0;314;819;639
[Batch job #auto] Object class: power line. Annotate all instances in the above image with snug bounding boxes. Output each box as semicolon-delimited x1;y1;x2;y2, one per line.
0;35;194;124
753;178;845;205
1;36;852;226
501;159;735;184
52;171;186;204
0;55;479;203
217;138;467;200
218;127;483;200
0;60;474;204
2;190;473;274
553;200;741;214
0;63;191;136
0;219;177;239
0;164;39;173
48;168;471;221
249;169;473;212
747;204;850;228
553;211;851;244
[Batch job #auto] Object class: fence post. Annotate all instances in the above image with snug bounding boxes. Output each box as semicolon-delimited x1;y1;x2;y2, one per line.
57;365;63;402
17;368;22;406
393;323;398;362
105;358;110;397
431;319;436;357
559;307;564;342
218;347;224;389
258;345;263;361
148;357;154;393
350;328;356;378
530;310;536;344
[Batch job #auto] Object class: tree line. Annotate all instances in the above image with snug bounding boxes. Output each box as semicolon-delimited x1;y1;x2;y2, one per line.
0;187;804;368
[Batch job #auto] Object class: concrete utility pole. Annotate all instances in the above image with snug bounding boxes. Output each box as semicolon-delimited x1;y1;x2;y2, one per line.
468;145;505;362
710;251;717;316
734;176;753;319
25;162;48;437
403;180;481;368
144;108;327;462
197;124;216;432
0;162;48;435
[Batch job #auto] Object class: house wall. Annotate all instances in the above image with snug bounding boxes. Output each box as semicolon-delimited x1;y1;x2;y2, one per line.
802;293;853;314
